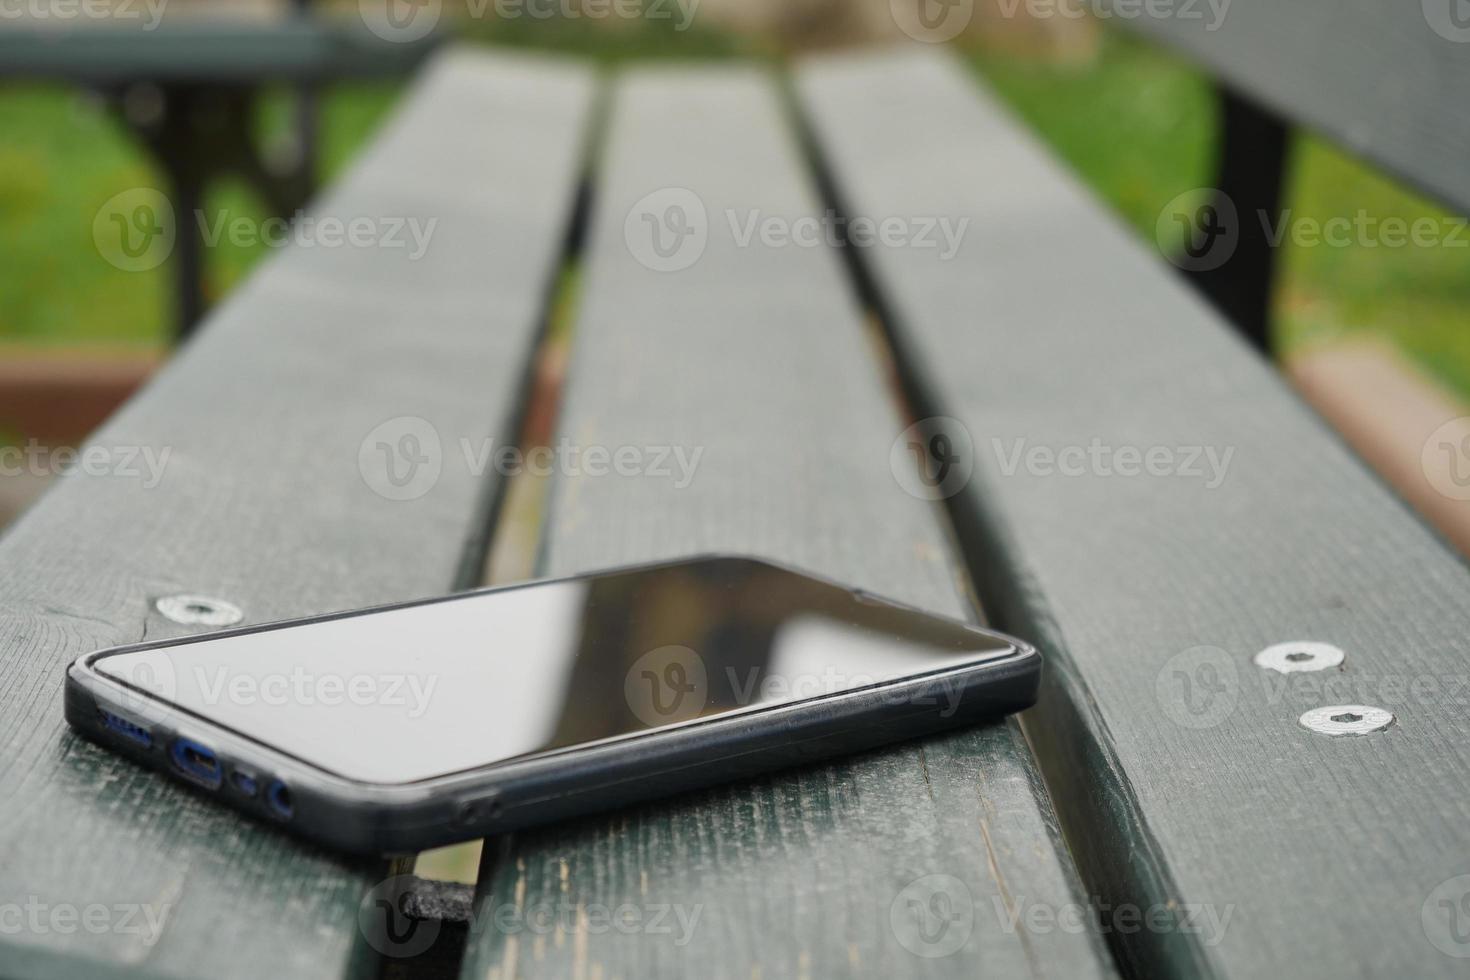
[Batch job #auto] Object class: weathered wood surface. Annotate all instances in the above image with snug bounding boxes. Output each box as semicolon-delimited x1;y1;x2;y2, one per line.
797;45;1470;980
0;48;592;978
1104;0;1470;216
459;64;1116;980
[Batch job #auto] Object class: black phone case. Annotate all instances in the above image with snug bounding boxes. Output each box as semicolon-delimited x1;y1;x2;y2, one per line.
64;556;1042;856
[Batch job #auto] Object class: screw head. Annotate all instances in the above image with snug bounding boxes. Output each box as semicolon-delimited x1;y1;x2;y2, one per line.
155;595;243;627
1254;641;1345;674
1298;704;1394;737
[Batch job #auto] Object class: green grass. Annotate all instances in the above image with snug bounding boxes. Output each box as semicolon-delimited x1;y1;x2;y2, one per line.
0;15;761;349
0;82;401;346
2;25;1466;397
0;87;163;345
970;32;1470;396
971;35;1218;237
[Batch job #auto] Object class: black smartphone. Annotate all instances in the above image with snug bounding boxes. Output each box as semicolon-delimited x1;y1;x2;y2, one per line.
65;556;1039;854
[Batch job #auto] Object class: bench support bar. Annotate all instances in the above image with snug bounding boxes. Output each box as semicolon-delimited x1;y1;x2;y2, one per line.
1186;86;1289;355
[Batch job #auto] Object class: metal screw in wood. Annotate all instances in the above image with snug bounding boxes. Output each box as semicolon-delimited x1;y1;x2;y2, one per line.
155;595;243;627
1253;641;1345;674
1298;704;1394;737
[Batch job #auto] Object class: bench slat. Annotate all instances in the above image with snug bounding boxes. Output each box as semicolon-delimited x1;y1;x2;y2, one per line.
1107;0;1470;215
459;64;1115;980
0;48;592;978
0;22;437;83
796;46;1470;979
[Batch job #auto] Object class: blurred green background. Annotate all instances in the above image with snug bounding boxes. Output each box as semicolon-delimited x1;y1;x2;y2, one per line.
2;18;1467;394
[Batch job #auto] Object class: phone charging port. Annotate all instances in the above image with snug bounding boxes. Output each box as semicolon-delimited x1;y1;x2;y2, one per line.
170;738;222;789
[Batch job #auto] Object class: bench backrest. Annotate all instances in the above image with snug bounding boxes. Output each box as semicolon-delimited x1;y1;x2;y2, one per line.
1110;0;1470;215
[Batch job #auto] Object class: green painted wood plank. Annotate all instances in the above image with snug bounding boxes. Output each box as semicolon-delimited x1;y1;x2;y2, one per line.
0;21;438;83
796;44;1470;980
459;64;1117;980
0;48;592;978
1102;0;1470;217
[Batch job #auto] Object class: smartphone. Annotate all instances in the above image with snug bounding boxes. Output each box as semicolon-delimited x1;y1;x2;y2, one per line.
65;555;1039;854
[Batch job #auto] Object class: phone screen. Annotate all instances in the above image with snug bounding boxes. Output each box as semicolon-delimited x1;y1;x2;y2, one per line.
93;558;1012;784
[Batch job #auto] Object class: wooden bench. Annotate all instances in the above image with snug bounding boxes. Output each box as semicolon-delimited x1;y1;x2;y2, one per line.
4;8;1469;977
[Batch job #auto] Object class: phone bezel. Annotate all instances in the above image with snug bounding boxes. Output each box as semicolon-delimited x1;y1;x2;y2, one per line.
64;555;1041;854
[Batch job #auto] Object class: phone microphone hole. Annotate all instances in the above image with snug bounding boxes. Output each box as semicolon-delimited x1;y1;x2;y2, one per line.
266;780;294;820
170;738;222;789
